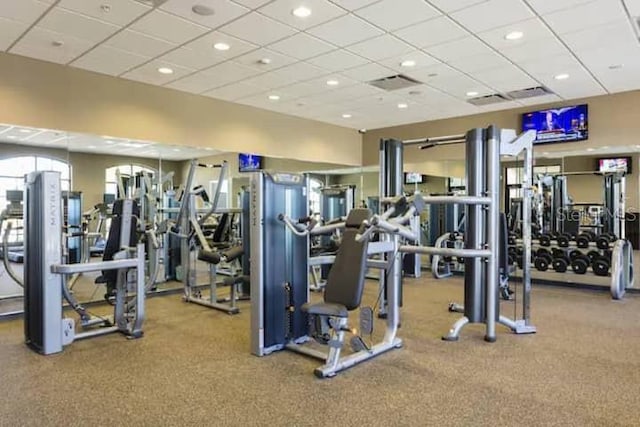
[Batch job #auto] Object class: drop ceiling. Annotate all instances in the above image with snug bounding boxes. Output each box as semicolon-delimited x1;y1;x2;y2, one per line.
0;123;222;160
1;0;640;131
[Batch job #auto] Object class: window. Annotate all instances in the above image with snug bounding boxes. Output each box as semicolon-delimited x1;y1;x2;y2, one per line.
0;155;71;240
309;178;323;216
209;179;229;209
506;164;561;201
105;164;156;199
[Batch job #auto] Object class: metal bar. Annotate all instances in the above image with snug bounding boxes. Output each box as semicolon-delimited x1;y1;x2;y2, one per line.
309;255;335;266
403;134;465;145
51;258;138;274
485;126;500;343
399;245;491;258
199;161;228;226
184;296;240;314
421;195;491;205
309;222;344;236
74;326;119;341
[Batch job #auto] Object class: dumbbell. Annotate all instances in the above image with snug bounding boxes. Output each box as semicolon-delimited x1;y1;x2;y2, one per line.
576;233;592;248
538;234;552;247
534;251;553;272
508;232;517;246
570;254;590;274
596;234;615;250
556;233;572;248
592;256;610;276
552;256;569;273
569;249;583;262
586;250;601;264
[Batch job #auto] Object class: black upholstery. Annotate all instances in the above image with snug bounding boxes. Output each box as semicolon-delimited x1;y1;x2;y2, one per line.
222;246;243;262
211;213;229;243
499;213;508;274
302;208;372;318
222;275;249;287
198;249;221;264
95;199;139;293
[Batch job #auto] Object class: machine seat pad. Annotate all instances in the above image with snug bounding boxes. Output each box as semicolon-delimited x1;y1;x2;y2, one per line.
197;249;221;265
222;246;244;262
222;275;249;287
301;302;348;318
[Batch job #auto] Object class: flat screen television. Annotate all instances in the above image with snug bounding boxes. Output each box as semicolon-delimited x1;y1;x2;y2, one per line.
597;157;631;174
522;104;588;144
238;153;263;172
404;172;424;184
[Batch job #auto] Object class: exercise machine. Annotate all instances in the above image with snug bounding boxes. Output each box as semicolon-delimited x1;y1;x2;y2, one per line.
23;171;146;355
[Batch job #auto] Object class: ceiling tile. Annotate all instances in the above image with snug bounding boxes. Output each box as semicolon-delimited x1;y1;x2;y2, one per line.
561;19;637;53
236;92;296;109
38;7;120;43
594;63;640;93
0;0;50;24
542;0;627;35
526;0;596;15
472;65;539;92
329;0;383;10
500;36;568;63
106;29;176;57
346;34;413;61
268;32;334;60
157;46;225;70
378;50;440;73
355;0;440;31
130;9;209;44
516;52;582;79
276;61;329;81
219;12;297;45
477;18;554;51
427;73;492;98
340;62;395;81
258;0;347;30
576;44;640;75
184;30;258;58
202;60;263;86
394;16;469;48
10;27;94;64
425;36;491;62
122;60;194;85
160;0;249;29
277;80;326;97
307;14;384;47
57;0;151;26
403;62;466;83
0;17;29;51
328;82;384;99
517;94;562;106
71;45;150;76
625;0;640;15
427;0;488;13
241;71;294;89
232;0;272;8
307;49;369;71
165;71;219;93
233;47;297;71
304;73;359;89
202;81;265;100
447;51;512;74
450;0;534;33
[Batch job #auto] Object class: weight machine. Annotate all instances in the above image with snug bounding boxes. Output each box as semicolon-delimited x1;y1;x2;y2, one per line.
23;171;146;355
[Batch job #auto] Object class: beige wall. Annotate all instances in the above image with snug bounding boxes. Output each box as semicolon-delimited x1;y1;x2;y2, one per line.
0;52;362;166
0;142;181;210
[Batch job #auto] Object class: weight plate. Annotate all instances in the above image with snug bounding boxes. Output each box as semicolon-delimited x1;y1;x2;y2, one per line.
534;257;549;272
592;257;610;276
552;257;568;273
571;258;589;275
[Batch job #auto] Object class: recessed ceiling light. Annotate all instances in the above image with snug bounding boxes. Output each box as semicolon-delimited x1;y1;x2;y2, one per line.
398;103;408;109
601;146;609;149
52;40;64;47
87;145;97;149
7;135;17;139
100;4;111;13
192;4;215;15
268;94;280;101
258;58;272;65
104;140;115;144
172;148;181;152
326;79;339;86
504;31;524;40
205;147;214;151
158;67;174;74
400;59;416;67
342;113;352;118
586;148;595;152
466;91;479;97
542;152;549;155
554;73;570;80
292;6;312;18
18;129;32;133
214;42;230;51
608;64;623;70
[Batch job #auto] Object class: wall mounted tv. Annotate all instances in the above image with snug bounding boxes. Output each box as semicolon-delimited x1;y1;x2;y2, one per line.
522;104;588;144
238;153;263;172
597;157;631;174
404;172;424;184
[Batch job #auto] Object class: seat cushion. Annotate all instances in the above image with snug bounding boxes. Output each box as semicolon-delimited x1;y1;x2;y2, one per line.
301;302;348;318
197;249;221;264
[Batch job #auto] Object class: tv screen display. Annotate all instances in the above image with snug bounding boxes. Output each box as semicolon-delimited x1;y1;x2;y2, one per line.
522;104;588;144
238;153;263;172
404;172;423;184
598;157;631;174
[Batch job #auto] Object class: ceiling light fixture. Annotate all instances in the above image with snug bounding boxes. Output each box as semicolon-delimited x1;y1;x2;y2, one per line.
400;59;416;67
601;145;609;149
608;64;623;70
214;42;230;51
342;113;352;118
466;91;479;97
18;129;32;133
542;152;549;155
326;79;339;86
504;31;524;40
52;40;64;47
87;145;97;149
158;67;174;74
554;73;570;80
7;135;17;139
192;4;215;16
100;4;111;13
397;103;408;109
292;6;312;18
258;58;272;65
586;148;595;152
268;94;280;101
172;148;181;152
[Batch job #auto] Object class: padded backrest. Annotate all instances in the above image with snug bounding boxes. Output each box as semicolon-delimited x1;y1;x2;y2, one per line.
499;213;508;274
101;199;140;286
323;208;372;310
211;213;229;243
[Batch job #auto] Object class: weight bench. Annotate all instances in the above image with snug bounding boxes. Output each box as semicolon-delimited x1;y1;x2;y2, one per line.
301;209;372;377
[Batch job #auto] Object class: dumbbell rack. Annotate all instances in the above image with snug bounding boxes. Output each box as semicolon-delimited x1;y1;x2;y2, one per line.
508;232;634;299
